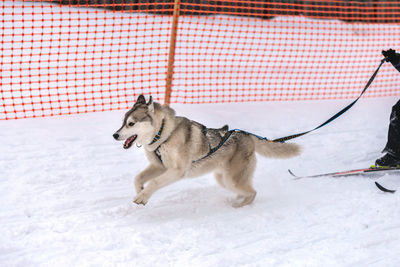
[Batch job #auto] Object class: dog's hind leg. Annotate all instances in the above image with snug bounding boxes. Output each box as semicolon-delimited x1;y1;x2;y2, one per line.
224;151;257;208
232;190;257;208
230;181;257;208
134;164;165;194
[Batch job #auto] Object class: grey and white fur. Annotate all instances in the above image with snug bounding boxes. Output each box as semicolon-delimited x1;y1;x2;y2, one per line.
113;95;301;207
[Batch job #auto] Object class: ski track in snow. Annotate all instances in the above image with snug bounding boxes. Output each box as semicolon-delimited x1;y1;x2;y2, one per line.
1;98;400;266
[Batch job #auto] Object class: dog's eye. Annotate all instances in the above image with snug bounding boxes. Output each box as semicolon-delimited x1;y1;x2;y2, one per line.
128;122;134;127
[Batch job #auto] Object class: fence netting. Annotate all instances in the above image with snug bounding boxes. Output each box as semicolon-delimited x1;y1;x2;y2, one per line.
1;0;400;119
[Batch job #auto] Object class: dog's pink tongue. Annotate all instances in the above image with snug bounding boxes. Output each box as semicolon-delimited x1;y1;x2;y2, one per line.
123;139;130;148
123;135;137;149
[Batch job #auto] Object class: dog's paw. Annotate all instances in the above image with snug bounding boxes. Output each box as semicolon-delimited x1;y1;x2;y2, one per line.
133;192;150;205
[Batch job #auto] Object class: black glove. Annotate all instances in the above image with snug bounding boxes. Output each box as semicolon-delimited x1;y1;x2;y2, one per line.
382;49;400;72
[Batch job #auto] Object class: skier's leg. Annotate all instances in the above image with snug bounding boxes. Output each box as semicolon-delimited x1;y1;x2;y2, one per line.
376;100;400;166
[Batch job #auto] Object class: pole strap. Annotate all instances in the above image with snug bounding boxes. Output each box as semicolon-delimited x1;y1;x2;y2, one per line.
272;59;386;143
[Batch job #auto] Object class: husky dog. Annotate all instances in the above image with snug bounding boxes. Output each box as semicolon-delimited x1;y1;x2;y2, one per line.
113;95;301;207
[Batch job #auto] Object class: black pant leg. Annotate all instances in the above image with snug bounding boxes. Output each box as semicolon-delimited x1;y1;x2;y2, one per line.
383;100;400;157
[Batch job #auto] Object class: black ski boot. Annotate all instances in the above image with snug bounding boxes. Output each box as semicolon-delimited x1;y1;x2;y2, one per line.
375;153;400;167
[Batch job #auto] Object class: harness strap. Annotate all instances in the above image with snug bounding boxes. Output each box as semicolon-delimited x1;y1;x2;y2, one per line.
233;129;268;141
154;122;211;165
194;128;270;162
154;147;163;163
193;130;235;163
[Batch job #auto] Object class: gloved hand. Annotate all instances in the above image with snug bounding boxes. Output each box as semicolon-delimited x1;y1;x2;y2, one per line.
382;49;400;72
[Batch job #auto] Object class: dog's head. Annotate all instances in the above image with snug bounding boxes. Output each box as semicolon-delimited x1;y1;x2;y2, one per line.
113;95;155;149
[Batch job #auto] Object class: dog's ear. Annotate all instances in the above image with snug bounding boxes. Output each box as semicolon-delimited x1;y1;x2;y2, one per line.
136;95;146;105
147;96;154;113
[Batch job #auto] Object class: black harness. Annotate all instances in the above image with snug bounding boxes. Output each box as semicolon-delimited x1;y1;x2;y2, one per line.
154;146;163;163
150;121;240;165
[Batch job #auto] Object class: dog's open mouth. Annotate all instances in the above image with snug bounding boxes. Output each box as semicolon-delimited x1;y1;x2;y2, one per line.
123;135;137;149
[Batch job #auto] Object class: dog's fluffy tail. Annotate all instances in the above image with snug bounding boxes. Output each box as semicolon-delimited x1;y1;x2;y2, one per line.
251;136;301;159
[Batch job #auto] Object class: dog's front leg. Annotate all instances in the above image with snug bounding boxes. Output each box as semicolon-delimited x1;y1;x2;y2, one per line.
134;164;166;194
133;168;185;205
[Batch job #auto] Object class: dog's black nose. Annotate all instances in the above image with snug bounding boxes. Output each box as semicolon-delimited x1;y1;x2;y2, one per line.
113;133;119;140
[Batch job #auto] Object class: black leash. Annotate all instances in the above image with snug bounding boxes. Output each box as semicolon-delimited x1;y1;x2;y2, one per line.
273;58;386;143
158;58;387;163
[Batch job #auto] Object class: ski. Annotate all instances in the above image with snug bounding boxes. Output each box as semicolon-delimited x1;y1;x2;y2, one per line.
375;182;396;193
288;165;400;180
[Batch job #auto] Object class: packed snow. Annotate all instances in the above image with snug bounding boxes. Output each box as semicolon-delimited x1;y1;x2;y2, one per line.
1;97;400;266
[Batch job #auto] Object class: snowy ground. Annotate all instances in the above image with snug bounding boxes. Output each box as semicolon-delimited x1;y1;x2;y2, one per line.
1;97;400;266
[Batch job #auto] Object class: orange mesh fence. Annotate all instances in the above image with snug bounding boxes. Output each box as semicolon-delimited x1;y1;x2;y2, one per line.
1;0;400;119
